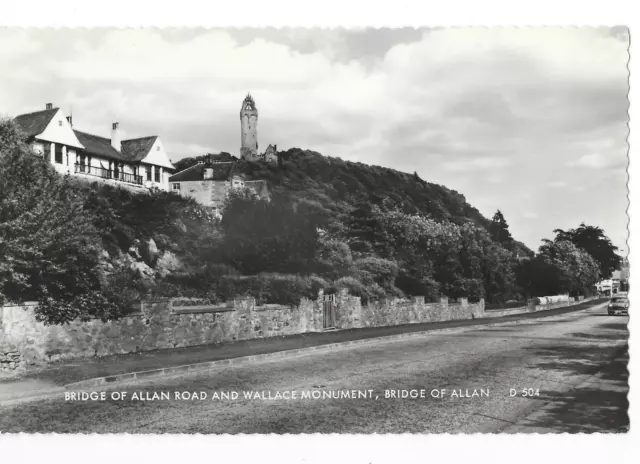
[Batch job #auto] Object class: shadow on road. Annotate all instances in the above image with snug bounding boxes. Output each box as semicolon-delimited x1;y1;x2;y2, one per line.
510;316;629;433
567;332;627;341
508;345;629;433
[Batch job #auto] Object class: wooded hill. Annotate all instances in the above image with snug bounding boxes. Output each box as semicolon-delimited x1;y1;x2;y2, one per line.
176;148;532;257
4;113;613;326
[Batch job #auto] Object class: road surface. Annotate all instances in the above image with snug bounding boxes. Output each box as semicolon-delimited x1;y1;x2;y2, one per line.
0;304;628;433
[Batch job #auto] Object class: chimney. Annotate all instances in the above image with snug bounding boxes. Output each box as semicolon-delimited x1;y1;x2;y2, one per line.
46;103;53;110
66;116;73;127
111;122;121;151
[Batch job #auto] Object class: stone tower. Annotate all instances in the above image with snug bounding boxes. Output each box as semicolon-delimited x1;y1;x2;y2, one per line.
240;93;258;160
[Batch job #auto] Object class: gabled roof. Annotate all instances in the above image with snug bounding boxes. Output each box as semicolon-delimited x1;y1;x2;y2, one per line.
13;108;59;138
74;130;129;161
169;162;235;182
73;131;171;167
122;136;158;162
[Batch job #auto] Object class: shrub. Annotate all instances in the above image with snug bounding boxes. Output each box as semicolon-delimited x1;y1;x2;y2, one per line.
154;263;240;302
331;277;387;305
308;275;330;297
452;277;486;301
317;239;353;279
353;257;399;290
0;119;138;324
217;273;329;306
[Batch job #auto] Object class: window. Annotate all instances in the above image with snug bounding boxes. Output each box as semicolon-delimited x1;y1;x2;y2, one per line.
157;146;160;151
146;167;151;182
58;120;63;126
54;144;63;164
154;167;161;183
172;183;181;191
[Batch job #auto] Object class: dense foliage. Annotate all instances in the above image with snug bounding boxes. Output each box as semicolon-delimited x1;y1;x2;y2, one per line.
0;119;141;323
1;122;619;323
489;210;514;250
0;119;220;324
163;150;616;306
552;224;621;279
517;238;601;298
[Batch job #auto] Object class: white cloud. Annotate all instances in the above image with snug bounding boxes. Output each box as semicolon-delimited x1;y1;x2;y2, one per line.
0;27;628;251
569;153;614;169
442;157;510;172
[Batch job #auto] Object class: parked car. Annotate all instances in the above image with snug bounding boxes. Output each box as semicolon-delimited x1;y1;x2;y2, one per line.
608;294;629;316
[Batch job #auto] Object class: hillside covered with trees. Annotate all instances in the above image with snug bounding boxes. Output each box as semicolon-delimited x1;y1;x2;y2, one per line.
0;120;621;325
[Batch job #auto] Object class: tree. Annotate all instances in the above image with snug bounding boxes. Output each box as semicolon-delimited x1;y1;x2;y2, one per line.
536;239;600;296
219;189;323;274
482;243;517;303
516;256;564;298
553;223;621;279
343;199;393;257
0;118;138;324
489;210;514;248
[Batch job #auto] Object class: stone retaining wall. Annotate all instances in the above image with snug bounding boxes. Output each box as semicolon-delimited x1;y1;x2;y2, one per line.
334;295;485;329
0;292;592;372
0;297;320;371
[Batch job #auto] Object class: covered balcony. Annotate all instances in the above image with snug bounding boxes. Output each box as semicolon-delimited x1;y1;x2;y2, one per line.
74;163;143;186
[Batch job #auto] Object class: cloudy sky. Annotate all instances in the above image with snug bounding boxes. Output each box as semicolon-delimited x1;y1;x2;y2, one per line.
0;27;629;252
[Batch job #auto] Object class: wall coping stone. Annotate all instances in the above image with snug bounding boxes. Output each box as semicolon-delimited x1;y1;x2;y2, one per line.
172;306;235;314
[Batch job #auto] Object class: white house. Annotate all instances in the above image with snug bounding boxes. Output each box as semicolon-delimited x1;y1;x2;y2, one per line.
13;103;175;190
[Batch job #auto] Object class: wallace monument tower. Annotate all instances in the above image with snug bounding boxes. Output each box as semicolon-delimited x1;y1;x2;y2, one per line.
240;93;259;160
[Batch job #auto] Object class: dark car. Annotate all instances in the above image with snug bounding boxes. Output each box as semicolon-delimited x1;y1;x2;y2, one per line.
608;294;629;316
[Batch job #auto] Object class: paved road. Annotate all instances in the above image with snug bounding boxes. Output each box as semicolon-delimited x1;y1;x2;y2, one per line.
0;304;628;433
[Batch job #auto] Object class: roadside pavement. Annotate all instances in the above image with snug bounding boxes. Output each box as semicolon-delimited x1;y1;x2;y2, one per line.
0;298;607;404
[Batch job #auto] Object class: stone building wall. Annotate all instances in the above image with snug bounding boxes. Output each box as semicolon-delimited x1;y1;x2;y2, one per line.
173;179;228;210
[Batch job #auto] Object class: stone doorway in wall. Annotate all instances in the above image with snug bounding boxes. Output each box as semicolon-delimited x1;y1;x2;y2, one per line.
322;294;336;330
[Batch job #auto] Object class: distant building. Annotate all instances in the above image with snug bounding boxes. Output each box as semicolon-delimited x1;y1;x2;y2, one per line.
13;103;175;190
595;258;630;294
263;144;278;164
239;94;278;164
169;161;269;217
240;94;259;161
